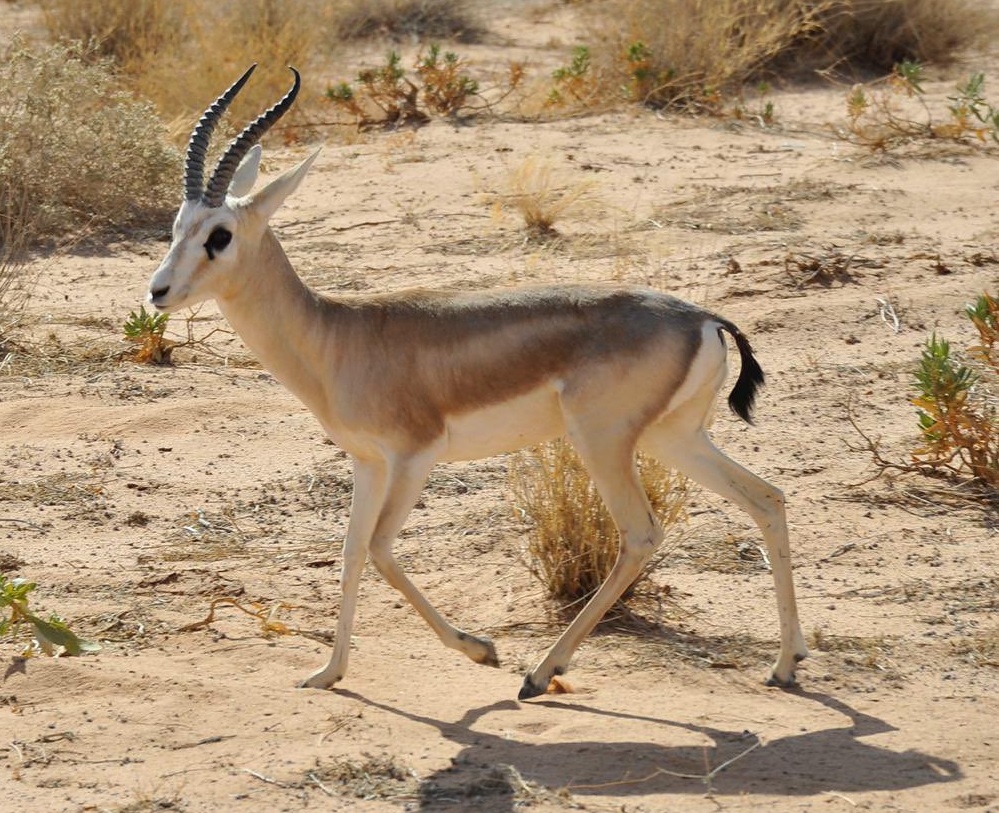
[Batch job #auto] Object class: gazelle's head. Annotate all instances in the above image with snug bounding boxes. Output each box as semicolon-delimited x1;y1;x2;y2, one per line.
148;65;317;313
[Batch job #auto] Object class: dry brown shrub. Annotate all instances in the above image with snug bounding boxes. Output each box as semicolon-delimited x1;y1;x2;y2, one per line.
0;37;180;245
330;0;484;43
510;439;688;609
38;0;184;69
0;181;36;343
807;0;995;73
39;0;326;128
577;0;999;111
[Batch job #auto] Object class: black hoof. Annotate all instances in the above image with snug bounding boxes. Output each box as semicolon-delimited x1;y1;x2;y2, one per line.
478;638;500;669
765;672;798;689
461;633;500;668
518;674;548;700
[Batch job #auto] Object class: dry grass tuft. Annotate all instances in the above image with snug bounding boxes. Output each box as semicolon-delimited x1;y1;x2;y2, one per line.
510;438;688;611
310;754;419;800
502;156;599;239
0;185;35;345
951;629;999;668
809;628;896;671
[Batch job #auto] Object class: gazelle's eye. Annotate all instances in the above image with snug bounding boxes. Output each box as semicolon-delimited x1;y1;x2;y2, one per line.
204;227;232;260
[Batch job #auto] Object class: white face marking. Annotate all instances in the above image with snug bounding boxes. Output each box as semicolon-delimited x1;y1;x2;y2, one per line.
147;202;238;312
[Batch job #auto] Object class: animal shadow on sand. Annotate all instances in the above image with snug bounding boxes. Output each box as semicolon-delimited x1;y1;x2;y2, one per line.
338;689;960;812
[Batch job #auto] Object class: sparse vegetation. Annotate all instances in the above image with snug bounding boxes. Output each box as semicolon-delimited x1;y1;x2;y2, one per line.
843;62;999;151
852;295;999;489
558;0;999;114
0;187;34;346
510;439;687;610
809;628;895;672
36;0;485;129
330;0;483;42
38;0;324;127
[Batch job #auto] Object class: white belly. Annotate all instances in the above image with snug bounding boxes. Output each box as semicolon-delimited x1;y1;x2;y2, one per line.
441;385;565;461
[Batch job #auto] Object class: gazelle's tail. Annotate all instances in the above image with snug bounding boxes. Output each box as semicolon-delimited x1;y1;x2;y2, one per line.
717;320;765;425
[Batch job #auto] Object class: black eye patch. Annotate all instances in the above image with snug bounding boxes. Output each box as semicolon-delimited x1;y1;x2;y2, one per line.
204;227;232;260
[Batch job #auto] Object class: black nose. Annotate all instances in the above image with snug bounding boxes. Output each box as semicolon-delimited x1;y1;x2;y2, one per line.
150;285;170;300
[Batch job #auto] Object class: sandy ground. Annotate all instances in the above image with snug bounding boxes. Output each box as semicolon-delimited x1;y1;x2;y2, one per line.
2;3;999;812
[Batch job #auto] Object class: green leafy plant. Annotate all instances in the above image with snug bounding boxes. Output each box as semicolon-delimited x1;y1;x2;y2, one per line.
946;73;999;143
911;294;999;484
124;305;173;364
1;575;98;657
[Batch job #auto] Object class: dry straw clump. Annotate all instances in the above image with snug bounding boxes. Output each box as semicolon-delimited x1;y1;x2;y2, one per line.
503;156;599;239
511;439;688;610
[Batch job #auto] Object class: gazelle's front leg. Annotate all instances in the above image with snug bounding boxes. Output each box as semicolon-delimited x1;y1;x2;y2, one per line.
367;451;499;668
300;458;387;689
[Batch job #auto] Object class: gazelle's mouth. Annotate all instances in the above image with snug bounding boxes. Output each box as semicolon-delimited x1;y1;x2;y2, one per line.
147;288;179;313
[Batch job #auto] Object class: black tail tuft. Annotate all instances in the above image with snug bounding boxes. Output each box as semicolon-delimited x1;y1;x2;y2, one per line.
718;320;765;425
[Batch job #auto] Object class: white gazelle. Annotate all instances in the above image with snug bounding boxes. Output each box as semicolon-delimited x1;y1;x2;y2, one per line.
148;66;807;699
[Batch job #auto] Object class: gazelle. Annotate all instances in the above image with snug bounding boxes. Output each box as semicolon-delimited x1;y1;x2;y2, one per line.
148;66;807;700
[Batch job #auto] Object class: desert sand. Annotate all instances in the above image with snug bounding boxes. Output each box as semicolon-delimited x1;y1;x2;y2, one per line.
2;3;998;811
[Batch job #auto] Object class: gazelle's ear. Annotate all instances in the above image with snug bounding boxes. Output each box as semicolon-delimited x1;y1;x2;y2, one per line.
244;149;320;222
228;144;263;198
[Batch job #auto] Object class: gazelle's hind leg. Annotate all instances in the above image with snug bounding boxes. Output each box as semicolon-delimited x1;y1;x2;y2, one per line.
519;421;663;700
640;420;808;686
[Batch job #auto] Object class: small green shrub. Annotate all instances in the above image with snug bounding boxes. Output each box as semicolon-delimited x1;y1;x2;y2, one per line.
844;62;999;151
1;575;98;657
912;294;999;484
124;306;173;364
327;46;480;127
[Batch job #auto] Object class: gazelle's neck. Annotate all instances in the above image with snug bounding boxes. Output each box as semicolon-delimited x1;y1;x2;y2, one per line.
216;229;334;415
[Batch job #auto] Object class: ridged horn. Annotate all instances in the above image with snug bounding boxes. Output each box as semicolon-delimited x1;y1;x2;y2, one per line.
184;64;257;202
203;67;301;208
